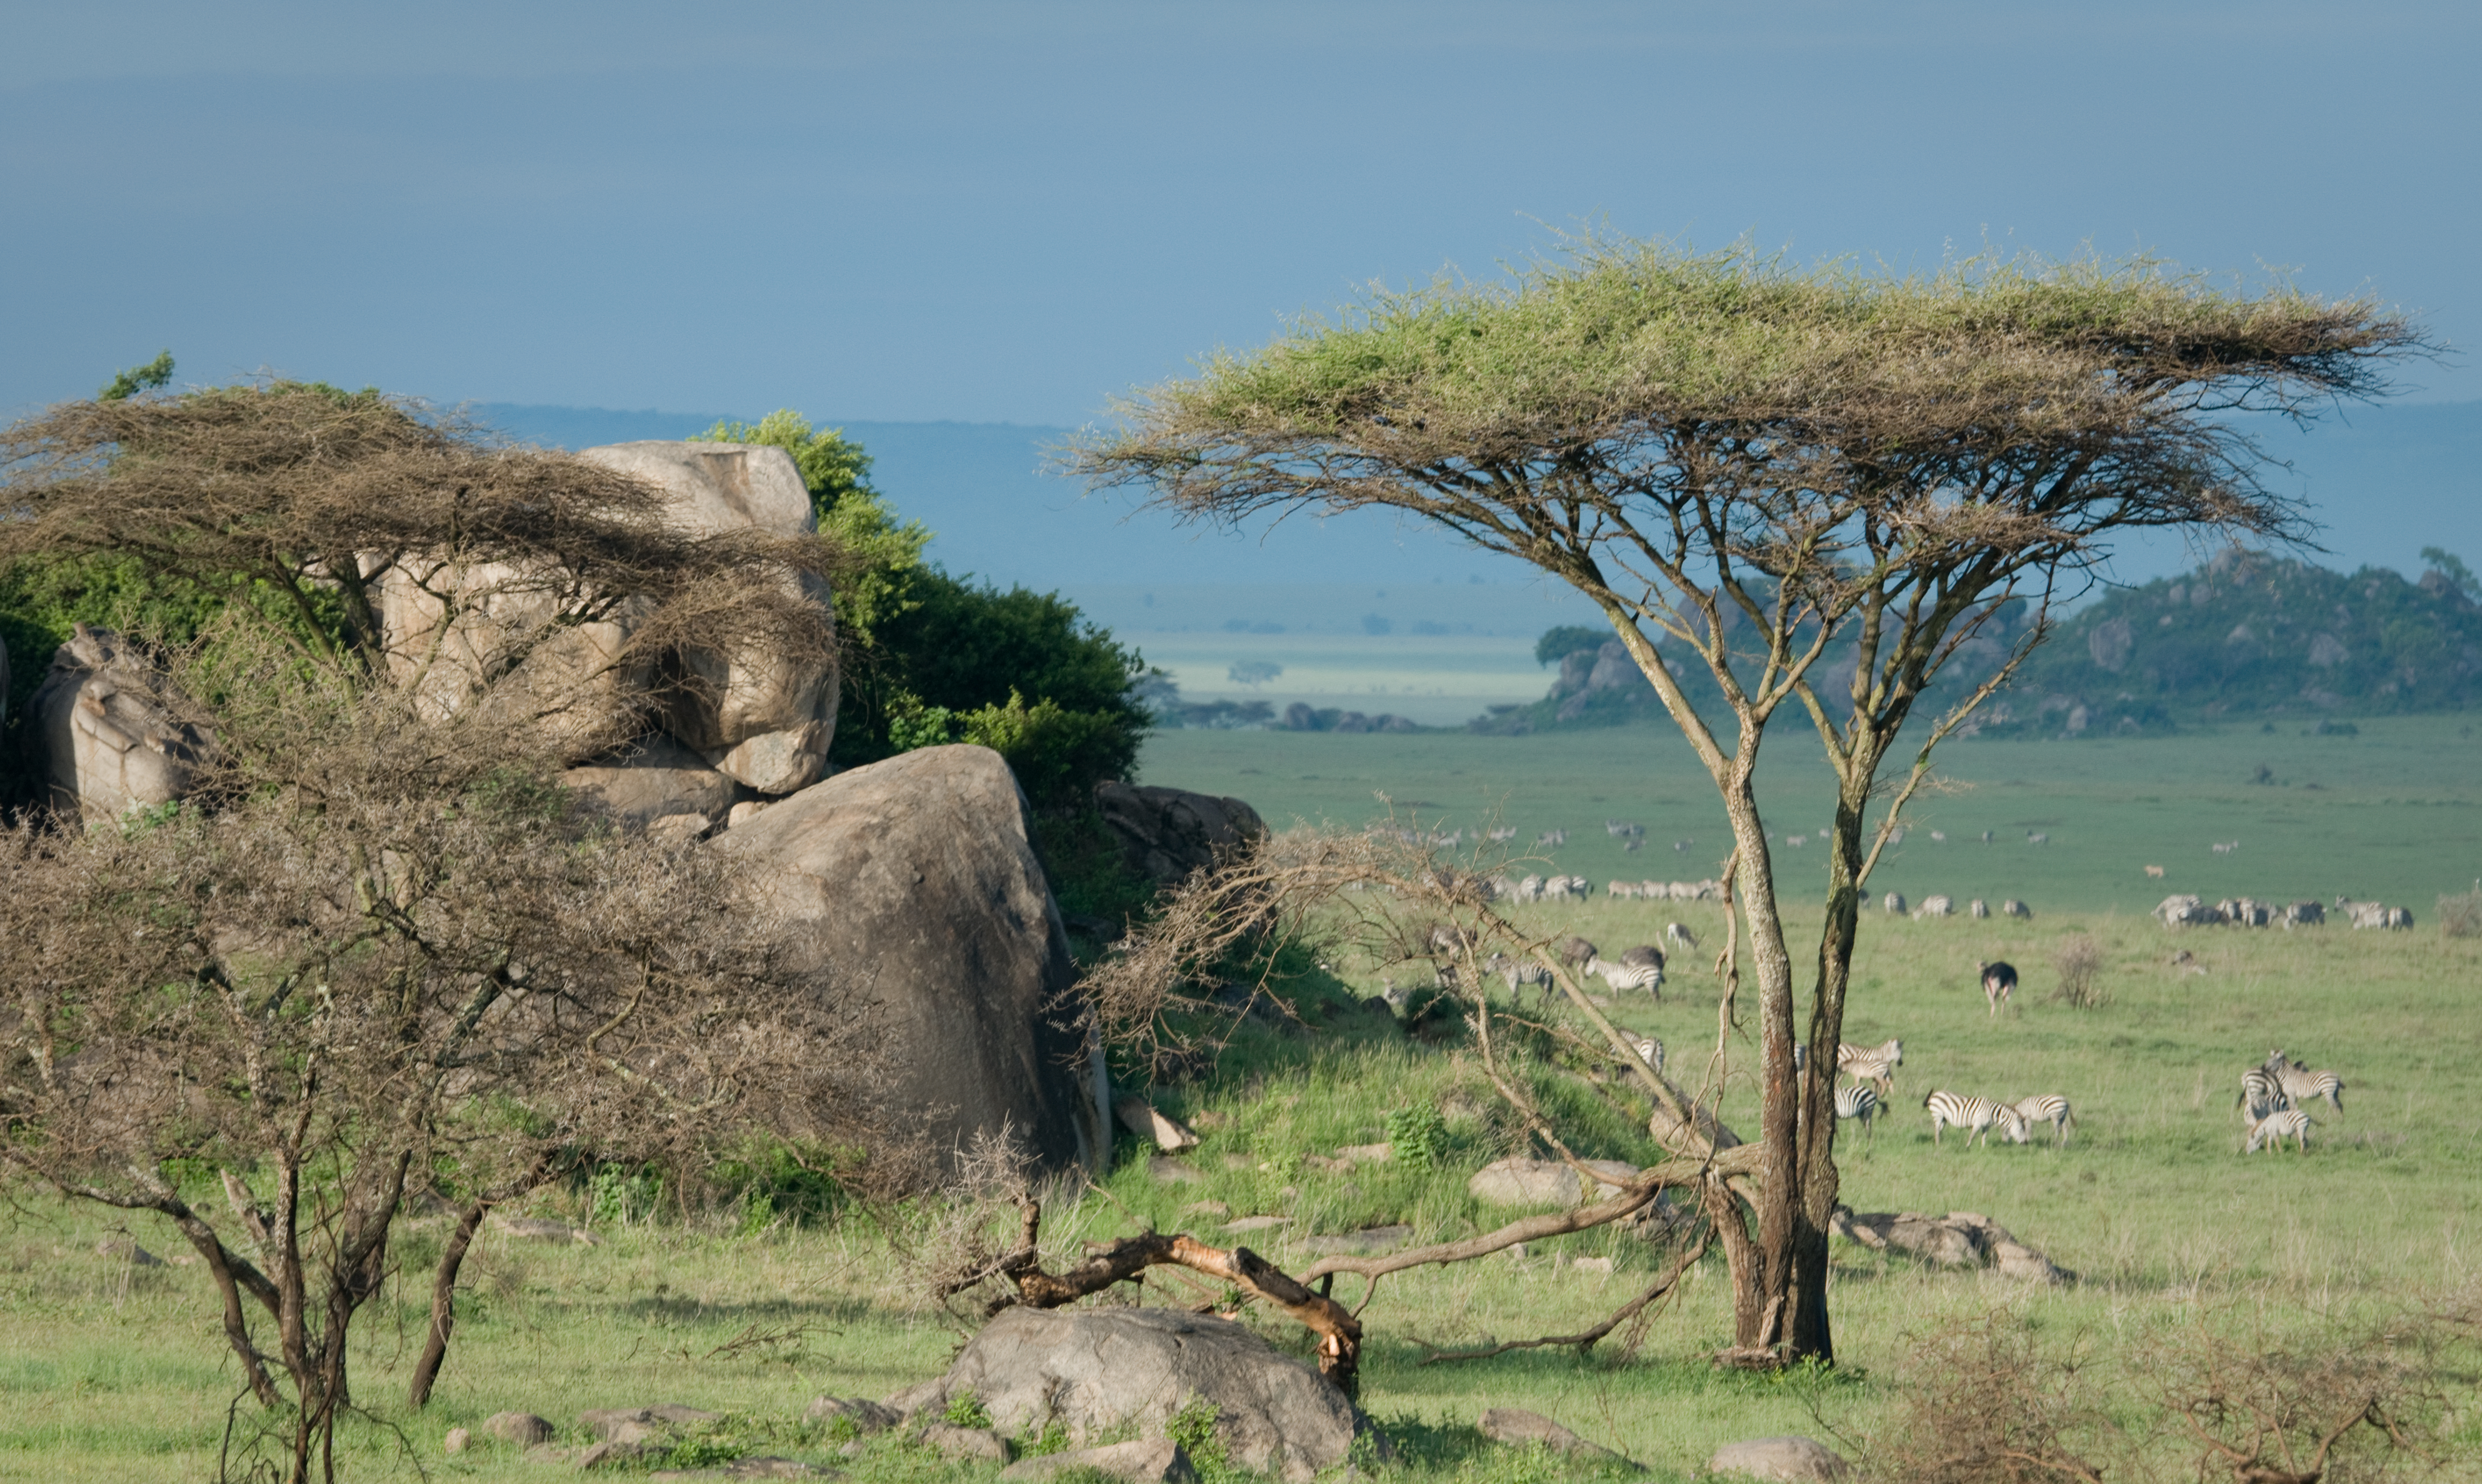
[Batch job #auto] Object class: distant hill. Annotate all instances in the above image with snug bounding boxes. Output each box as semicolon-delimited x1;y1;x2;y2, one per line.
1472;549;2482;737
1983;549;2482;735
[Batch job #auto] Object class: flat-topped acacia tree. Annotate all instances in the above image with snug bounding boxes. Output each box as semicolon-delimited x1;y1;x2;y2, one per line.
1070;241;2423;1364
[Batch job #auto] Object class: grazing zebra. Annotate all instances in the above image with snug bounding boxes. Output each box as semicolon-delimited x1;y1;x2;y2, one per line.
1534;830;1568;848
2011;1095;2075;1143
1622;1036;1665;1075
1486;827;1518;844
2027;832;2050;845
1924;1090;2030;1148
1664;921;1700;950
1483;951;1552;1000
2001;899;2032;919
1834;1083;1883;1138
1970;898;1990;919
1930;830;1947;842
1977;960;2018;1018
2246;1107;2313;1153
2272;1063;2344;1113
1883;891;1907;915
1914;894;1955;920
1838;1038;1903;1074
1586;945;1665;998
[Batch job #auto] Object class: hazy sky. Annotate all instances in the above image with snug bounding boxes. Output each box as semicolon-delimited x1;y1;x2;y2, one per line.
4;1;2474;427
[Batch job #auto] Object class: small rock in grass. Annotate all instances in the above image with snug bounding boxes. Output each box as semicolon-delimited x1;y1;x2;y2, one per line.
484;1411;555;1445
882;1379;947;1419
580;1438;645;1469
805;1396;902;1432
1302;1225;1414;1255
1333;1143;1393;1164
920;1423;1014;1463
1479;1408;1638;1468
1570;1256;1614;1276
1182;1200;1232;1220
523;1443;579;1465
1222;1215;1289;1233
493;1214;598;1245
443;1428;470;1455
1705;1435;1851;1481
93;1237;165;1266
1000;1439;1197;1484
1145;1155;1203;1185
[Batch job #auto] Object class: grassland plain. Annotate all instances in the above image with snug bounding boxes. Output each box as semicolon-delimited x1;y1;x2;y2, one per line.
1142;712;2482;916
8;902;2481;1481
7;720;2482;1481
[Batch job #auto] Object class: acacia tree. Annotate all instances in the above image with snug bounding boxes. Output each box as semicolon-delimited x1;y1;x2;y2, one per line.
1072;242;2423;1363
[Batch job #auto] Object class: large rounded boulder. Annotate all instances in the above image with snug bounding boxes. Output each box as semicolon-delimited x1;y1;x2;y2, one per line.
900;1307;1371;1483
714;745;1109;1175
29;624;219;821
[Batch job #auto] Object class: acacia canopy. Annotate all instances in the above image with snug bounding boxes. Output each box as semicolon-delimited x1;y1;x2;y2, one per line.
1073;241;2425;1366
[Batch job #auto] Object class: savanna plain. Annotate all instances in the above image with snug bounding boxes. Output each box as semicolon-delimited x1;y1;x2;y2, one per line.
7;718;2480;1482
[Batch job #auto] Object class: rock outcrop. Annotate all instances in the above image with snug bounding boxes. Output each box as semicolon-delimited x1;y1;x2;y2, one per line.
1831;1207;2071;1283
560;732;738;833
376;440;838;795
900;1307;1373;1483
578;442;837;793
1705;1435;1851;1480
714;745;1109;1175
30;624;218;820
1467;1157;1640;1208
1095;781;1267;884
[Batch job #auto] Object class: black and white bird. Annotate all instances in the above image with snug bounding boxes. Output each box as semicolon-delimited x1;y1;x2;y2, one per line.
1924;1090;2029;1148
1977;960;2018;1018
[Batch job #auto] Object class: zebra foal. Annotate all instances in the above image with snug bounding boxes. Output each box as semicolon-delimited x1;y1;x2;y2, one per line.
2011;1094;2074;1143
2246;1107;2313;1153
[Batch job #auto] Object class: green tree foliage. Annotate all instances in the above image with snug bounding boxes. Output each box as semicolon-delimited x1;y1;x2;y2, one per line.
694;410;1149;816
689;409;930;649
2422;545;2479;600
97;350;174;401
1532;624;1607;667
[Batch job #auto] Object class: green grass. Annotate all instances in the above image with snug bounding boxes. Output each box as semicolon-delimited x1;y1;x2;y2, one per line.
7;721;2481;1481
1140;711;2482;915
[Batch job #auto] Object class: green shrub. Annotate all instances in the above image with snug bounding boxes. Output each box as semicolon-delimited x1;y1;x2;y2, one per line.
1384;1102;1449;1170
943;1392;993;1428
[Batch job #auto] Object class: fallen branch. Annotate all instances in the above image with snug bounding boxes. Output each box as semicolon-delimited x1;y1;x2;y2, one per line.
976;1206;1364;1396
1418;1225;1712;1364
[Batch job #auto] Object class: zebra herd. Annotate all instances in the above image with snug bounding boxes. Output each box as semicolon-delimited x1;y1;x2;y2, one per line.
1823;1035;2076;1150
1488;873;1725;903
1884;892;2034;922
2239;1049;2345;1153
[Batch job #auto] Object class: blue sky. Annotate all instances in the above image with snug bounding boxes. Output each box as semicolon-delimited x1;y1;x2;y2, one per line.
3;3;2476;592
6;2;2474;422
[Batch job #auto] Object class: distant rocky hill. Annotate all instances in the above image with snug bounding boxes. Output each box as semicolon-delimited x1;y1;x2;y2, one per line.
1471;548;2482;737
1987;548;2482;736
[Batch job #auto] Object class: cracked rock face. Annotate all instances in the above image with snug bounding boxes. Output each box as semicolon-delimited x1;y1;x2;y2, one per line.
901;1307;1373;1484
31;624;218;821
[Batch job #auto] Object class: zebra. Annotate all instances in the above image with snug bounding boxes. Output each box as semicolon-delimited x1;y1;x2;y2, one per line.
1837;1038;1903;1075
2027;832;2050;845
1883;891;1907;915
2271;1062;2344;1114
1834;1083;1883;1139
2001;899;2032;919
1586;945;1665;999
1924;1090;2030;1148
1913;894;1955;920
1620;1036;1665;1075
1977;960;2018;1018
2246;1107;2313;1153
2011;1095;2074;1143
1840;1052;1899;1097
1970;898;1990;919
1483;951;1552;1000
1534;829;1568;848
1485;827;1518;844
2238;1066;2291;1121
1664;921;1699;950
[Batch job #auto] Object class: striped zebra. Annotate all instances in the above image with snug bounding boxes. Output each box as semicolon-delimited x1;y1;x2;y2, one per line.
1586;946;1665;999
2237;1067;2291;1122
1924;1090;2030;1147
1623;1036;1665;1076
2011;1094;2075;1143
2246;1107;2313;1153
1483;951;1552;1000
1664;921;1700;950
1977;960;2018;1018
1837;1039;1903;1095
1834;1083;1883;1139
2271;1062;2344;1113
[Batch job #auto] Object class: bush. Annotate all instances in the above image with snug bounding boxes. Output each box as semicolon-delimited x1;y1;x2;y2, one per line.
2439;884;2482;938
2051;934;2108;1008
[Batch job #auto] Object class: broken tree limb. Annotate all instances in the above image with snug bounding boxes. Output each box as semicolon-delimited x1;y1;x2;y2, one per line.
1298;1148;1758;1283
1418;1224;1713;1364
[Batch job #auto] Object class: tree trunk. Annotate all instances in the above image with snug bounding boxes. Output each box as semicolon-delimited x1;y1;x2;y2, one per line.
409;1200;491;1408
1719;759;1800;1355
